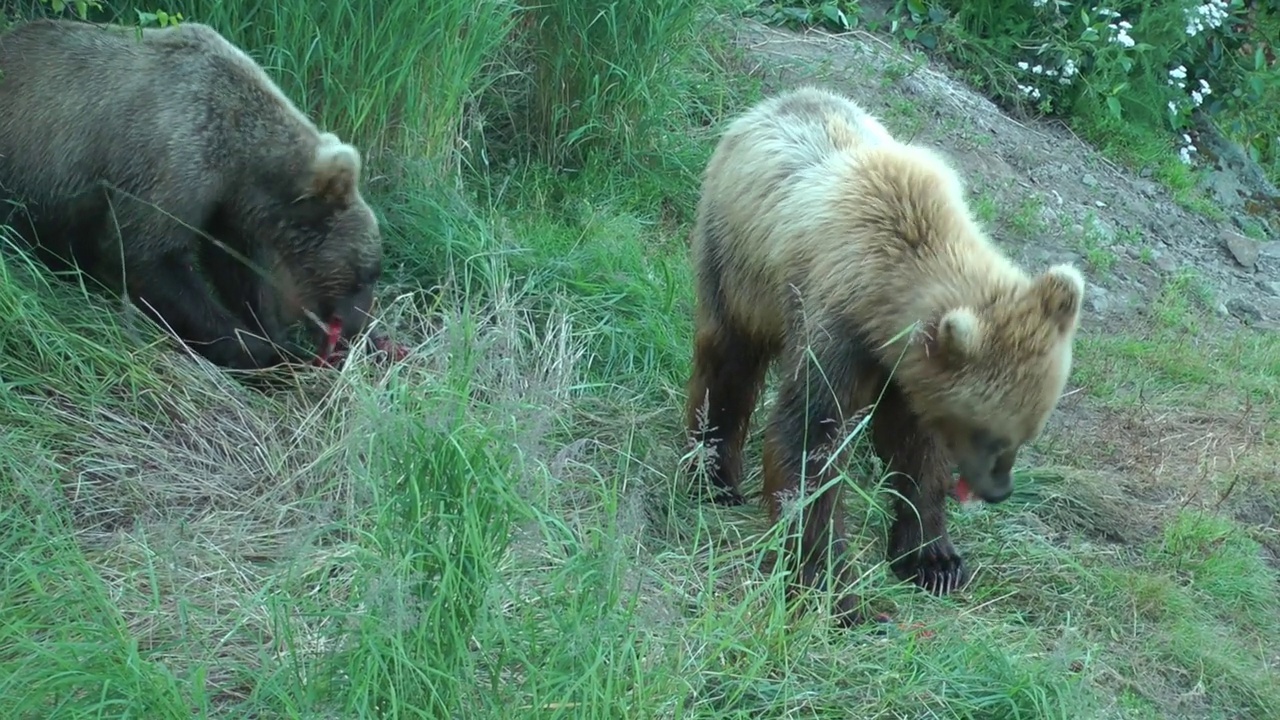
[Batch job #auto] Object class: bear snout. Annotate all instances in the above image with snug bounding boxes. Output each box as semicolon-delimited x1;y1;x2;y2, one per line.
956;457;1015;504
979;482;1013;504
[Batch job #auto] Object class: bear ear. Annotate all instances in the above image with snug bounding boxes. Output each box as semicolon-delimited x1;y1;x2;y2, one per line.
930;307;982;363
305;137;363;205
1032;264;1085;333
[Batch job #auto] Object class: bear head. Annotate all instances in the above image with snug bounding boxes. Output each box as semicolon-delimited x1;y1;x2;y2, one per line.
263;133;384;355
901;263;1085;504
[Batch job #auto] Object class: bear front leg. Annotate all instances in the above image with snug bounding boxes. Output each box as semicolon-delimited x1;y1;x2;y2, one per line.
683;317;772;505
870;382;969;596
126;254;303;370
760;344;866;627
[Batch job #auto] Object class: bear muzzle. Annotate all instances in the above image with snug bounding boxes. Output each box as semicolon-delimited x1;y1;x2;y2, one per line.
955;457;1014;505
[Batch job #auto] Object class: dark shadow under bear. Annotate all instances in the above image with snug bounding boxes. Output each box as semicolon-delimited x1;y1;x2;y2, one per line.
0;18;387;370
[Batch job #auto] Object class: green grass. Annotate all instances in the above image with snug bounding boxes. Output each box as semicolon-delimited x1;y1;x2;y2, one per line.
3;0;1280;718
1070;111;1231;221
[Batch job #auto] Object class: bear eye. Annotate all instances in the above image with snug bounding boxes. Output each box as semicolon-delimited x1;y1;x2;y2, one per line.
993;451;1015;476
356;262;382;287
970;428;1010;454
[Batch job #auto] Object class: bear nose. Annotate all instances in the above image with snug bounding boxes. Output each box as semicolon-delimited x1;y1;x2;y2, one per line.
980;485;1013;504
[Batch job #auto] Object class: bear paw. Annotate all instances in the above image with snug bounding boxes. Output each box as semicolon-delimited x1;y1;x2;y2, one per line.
682;461;746;506
706;485;747;506
688;481;745;507
830;593;865;628
789;563;882;630
891;541;969;596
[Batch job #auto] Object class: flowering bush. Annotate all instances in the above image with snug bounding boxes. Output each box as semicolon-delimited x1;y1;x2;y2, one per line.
756;0;1280;181
897;0;1278;175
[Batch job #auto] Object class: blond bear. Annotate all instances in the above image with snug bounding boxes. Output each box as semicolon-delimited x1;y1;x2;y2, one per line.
683;86;1084;625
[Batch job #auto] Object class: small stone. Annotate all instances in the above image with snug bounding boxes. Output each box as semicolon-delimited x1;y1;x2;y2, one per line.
1261;241;1280;258
1221;230;1260;269
1256;280;1280;297
1086;283;1110;314
1150;250;1178;273
1226;297;1263;324
1081;174;1098;188
1090;220;1115;242
1139;166;1154;178
1215;302;1230;317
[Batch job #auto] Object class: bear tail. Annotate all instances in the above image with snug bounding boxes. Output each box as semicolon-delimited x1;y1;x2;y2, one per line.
306;133;364;204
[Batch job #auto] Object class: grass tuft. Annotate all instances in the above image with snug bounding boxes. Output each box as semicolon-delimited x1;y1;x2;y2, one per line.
484;0;705;170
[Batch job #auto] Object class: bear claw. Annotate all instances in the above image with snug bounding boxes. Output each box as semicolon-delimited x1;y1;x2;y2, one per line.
891;542;969;597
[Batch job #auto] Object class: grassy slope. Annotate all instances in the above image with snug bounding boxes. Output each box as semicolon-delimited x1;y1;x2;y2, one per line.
2;2;1279;719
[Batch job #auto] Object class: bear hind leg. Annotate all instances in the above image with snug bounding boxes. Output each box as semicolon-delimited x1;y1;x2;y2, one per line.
760;333;873;627
683;314;773;505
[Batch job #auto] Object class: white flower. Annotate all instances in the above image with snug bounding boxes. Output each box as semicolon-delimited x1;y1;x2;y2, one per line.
1185;0;1231;37
1178;134;1198;165
1032;64;1044;74
1031;0;1049;7
1190;80;1211;107
1061;58;1078;78
1017;61;1030;70
1105;17;1136;47
1168;100;1178;114
1018;84;1042;100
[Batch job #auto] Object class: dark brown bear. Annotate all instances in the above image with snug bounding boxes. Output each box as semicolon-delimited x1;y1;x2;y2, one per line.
0;18;388;369
683;86;1085;626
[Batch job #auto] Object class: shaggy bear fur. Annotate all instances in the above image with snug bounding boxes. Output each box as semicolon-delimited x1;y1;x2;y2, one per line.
683;86;1085;625
0;18;386;370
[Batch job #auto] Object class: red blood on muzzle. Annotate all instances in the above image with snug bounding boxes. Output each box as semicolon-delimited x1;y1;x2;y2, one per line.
313;318;344;367
313;318;408;368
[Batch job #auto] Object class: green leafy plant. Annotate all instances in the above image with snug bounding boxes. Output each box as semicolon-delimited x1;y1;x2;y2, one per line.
750;0;864;32
892;0;1279;175
767;0;1279;183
